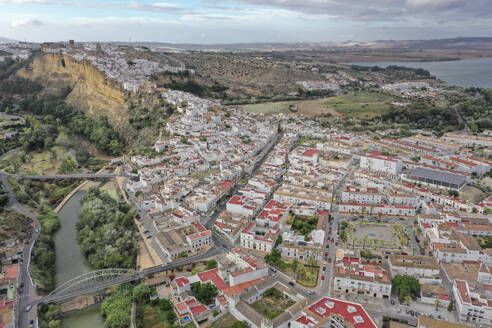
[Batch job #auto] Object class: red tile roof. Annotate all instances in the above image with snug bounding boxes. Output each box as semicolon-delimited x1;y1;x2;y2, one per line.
303;149;321;157
190;305;208;315
4;264;18;280
198;269;228;291
175;277;190;288
455;280;471;303
307;297;377;328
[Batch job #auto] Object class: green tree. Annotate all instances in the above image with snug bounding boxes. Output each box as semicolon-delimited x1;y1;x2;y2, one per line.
191;282;218;305
48;320;61;328
435;299;441;311
405;295;412;306
392;275;420;303
58;156;77;173
206;259;218;270
101;284;132;328
132;283;151;303
447;300;454;312
231;321;249;328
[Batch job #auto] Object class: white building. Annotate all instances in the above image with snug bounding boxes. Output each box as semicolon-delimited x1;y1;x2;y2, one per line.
453;279;492;326
360;151;402;174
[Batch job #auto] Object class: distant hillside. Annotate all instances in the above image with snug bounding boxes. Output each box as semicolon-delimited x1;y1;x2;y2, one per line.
0;37;18;44
106;37;492;52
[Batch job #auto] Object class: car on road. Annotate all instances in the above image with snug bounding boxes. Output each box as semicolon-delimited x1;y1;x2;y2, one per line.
29;320;34;328
325;252;328;256
390;299;395;305
288;282;295;286
25;305;32;312
323;266;326;271
144;230;150;234
321;275;325;280
146;235;152;239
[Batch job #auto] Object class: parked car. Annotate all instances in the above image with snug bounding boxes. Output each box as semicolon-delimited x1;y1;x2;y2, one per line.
321;275;325;280
288;282;295;286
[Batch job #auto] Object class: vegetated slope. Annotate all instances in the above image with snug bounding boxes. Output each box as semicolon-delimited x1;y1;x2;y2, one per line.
17;53;129;130
164;52;322;100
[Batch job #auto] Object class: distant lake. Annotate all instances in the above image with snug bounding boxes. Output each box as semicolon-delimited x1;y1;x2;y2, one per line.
347;57;492;89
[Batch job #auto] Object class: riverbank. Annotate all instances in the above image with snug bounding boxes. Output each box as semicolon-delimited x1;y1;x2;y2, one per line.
54;190;106;328
346;57;492;88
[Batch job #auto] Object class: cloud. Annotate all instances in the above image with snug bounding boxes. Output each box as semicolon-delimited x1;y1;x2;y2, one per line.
217;0;491;20
71;16;180;25
405;0;464;10
11;18;43;28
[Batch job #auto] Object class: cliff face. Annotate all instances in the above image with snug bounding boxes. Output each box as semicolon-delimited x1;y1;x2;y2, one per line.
17;53;129;130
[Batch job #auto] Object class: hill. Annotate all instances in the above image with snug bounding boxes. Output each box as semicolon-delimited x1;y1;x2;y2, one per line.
17;53;129;130
0;37;17;44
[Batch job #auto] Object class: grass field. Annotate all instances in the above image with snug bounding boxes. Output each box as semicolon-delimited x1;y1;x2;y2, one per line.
459;185;487;204
0;146;74;175
252;289;295;319
325;91;395;118
211;313;240;328
297;265;319;287
100;180;120;200
241;91;394;118
141;305;167;328
241;97;340;117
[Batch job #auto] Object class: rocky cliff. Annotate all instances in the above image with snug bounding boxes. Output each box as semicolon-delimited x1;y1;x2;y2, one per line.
17;53;129;130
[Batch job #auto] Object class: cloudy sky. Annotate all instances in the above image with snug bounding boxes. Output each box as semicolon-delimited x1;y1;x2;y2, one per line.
1;0;491;43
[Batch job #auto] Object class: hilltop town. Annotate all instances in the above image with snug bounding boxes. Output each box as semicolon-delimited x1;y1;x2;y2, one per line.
0;40;491;328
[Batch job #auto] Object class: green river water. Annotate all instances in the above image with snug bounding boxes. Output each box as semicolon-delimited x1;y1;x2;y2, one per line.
53;190;105;328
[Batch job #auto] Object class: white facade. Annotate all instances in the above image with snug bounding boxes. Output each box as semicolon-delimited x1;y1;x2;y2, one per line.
360;152;402;174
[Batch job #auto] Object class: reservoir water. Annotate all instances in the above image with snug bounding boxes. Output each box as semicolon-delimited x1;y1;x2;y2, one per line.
53;190;105;328
348;57;492;88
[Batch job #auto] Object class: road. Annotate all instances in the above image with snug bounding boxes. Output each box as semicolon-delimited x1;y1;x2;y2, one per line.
5;172;132;180
452;103;470;133
1;172;41;328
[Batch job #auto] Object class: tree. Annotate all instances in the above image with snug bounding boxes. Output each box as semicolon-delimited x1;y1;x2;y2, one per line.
447;300;454;312
191;282;218;305
392;275;420;303
101;284;132;328
206;259;218;270
405;295;412;306
275;234;283;247
448;190;459;198
58;156;77;173
231;321;249;328
435;299;441;311
132;283;151;303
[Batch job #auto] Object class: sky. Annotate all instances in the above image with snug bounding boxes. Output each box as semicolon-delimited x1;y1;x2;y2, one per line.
1;0;491;43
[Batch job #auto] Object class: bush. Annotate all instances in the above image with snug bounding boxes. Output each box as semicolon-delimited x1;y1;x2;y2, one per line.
206;259;218;270
191;282;218;305
31;209;60;294
392;275;420;303
77;188;138;269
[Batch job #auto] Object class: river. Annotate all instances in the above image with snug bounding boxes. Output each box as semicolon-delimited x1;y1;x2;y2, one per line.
54;190;105;328
347;57;492;88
